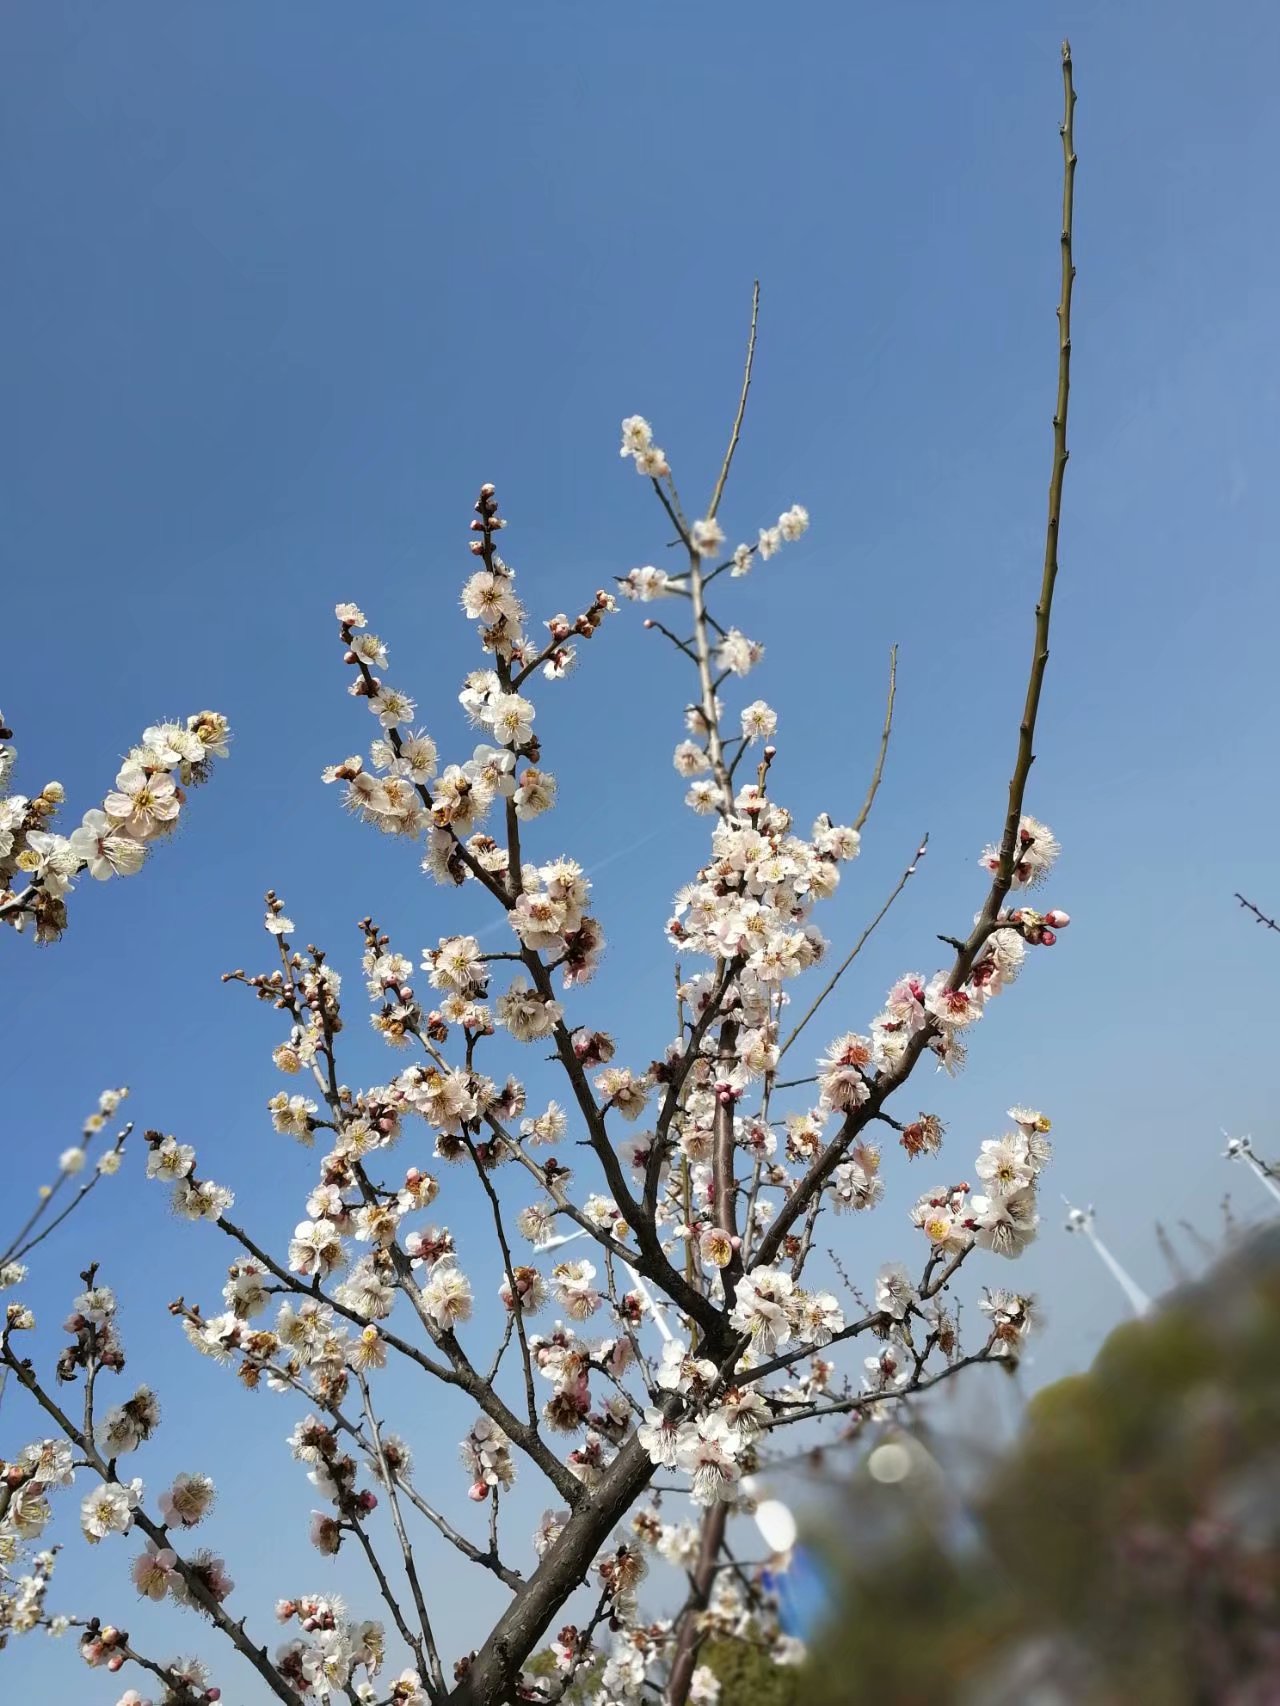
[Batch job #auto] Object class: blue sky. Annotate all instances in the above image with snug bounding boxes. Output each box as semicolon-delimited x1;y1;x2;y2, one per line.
4;2;1280;1695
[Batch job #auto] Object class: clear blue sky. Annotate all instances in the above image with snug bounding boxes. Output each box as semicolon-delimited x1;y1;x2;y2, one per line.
4;3;1280;1696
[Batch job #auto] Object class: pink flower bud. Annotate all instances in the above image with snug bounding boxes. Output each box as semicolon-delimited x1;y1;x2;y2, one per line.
468;1481;488;1502
1040;929;1057;947
1045;909;1070;929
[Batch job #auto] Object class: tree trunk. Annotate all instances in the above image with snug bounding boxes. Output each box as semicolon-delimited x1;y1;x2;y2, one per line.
449;1433;657;1706
665;1502;727;1706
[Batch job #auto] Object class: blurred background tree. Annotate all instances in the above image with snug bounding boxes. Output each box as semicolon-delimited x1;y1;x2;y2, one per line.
804;1224;1280;1705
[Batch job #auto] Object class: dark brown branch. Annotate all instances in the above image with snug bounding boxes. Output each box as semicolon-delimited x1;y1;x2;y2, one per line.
449;1432;659;1706
215;1205;583;1507
1235;892;1280;934
665;1503;727;1706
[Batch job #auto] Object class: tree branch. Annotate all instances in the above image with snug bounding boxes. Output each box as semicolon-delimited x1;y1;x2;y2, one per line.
852;644;898;835
706;281;760;522
1235;892;1280;934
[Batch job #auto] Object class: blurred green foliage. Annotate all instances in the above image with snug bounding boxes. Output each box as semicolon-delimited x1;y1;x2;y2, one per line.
806;1228;1280;1705
702;1636;802;1705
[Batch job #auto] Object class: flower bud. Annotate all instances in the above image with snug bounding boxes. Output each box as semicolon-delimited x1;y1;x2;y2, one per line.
1045;909;1070;929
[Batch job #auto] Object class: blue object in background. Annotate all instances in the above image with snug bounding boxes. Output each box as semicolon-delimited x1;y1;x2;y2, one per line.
763;1544;832;1642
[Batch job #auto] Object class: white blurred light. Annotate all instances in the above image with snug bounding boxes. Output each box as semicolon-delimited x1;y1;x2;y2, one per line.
867;1441;913;1484
753;1497;798;1554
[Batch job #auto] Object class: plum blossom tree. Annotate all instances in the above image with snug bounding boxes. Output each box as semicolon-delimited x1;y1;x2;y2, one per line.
1;46;1079;1706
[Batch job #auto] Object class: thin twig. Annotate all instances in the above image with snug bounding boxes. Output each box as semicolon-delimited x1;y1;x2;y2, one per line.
761;1346;995;1430
358;1373;446;1697
706;281;760;521
979;40;1077;914
464;1134;539;1428
2;1128;132;1268
1235;893;1280;934
852;645;898;835
778;834;928;1061
346;1507;431;1685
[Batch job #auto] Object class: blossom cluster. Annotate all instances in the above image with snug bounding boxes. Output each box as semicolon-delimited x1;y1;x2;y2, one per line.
906;1106;1054;1263
1;711;229;941
668;805;859;967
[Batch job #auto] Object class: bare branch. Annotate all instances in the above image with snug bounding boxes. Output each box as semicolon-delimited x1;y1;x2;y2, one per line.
852;644;898;835
706;281;760;522
1235;892;1280;934
777;832;927;1062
